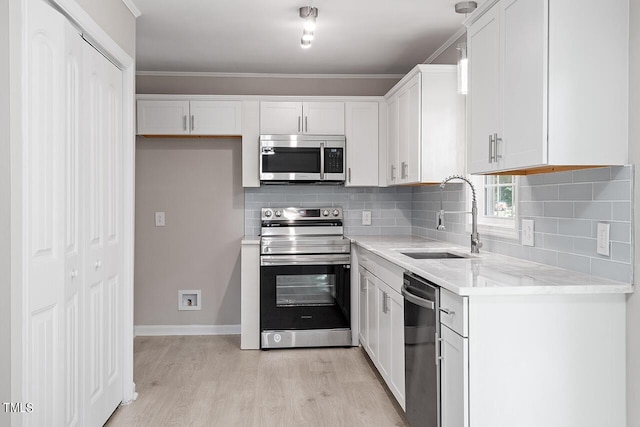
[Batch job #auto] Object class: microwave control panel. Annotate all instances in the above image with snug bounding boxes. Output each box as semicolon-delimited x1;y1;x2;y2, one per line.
324;148;344;173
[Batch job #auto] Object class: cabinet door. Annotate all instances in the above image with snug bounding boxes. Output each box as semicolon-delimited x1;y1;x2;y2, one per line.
500;0;547;170
358;268;369;348
440;325;469;427
377;287;391;380
386;96;399;185
388;287;405;410
467;5;500;174
190;100;242;135
303;102;345;135
137;100;190;135
345;102;379;187
366;272;379;360
260;101;302;134
402;75;421;183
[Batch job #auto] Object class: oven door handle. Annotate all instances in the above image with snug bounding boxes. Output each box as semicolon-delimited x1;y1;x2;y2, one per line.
401;284;435;310
261;254;350;266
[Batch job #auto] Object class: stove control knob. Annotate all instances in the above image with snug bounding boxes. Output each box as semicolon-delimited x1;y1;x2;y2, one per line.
322;209;330;216
264;210;272;218
332;209;340;217
274;210;282;217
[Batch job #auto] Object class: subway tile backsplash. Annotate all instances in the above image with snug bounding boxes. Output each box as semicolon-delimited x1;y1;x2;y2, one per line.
244;186;413;237
244;166;634;283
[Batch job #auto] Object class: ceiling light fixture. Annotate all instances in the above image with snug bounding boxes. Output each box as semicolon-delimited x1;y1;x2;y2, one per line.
454;2;477;95
299;6;318;48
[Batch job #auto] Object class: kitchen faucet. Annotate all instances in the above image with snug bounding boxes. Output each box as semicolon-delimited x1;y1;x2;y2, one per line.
437;175;482;254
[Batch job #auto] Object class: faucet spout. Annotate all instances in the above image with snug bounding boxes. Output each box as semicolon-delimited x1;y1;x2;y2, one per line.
438;175;482;254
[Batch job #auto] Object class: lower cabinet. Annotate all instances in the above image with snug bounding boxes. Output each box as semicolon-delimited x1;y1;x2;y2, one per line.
359;264;405;410
440;325;469;427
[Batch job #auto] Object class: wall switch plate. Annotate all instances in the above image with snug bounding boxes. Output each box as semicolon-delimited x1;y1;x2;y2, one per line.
155;211;165;227
597;223;610;256
522;219;534;246
362;210;372;226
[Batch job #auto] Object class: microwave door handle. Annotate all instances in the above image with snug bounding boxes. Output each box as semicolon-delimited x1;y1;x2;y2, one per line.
320;142;325;180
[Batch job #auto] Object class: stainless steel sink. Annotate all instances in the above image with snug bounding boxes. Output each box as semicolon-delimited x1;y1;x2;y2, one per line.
401;251;468;259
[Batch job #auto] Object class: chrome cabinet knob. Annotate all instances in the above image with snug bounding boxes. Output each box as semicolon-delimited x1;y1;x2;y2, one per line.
70;270;78;279
95;260;102;270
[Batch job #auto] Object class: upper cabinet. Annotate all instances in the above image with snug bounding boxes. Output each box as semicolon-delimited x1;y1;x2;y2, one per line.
137;99;242;136
466;0;629;174
345;102;379;187
260;101;345;135
384;65;465;185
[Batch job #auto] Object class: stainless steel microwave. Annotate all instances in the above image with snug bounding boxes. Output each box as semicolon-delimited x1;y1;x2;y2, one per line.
259;135;346;184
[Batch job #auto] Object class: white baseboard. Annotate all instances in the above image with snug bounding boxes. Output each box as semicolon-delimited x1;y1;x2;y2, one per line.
134;324;241;337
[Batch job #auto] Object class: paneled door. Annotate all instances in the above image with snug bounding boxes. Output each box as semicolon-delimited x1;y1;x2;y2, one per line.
24;1;125;425
82;35;124;427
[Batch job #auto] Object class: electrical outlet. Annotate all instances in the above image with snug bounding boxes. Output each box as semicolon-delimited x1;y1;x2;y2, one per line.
522;219;534;246
155;211;165;227
597;223;610;256
362;210;372;226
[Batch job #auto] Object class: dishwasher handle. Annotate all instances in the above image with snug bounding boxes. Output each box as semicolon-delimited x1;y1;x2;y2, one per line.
401;284;435;310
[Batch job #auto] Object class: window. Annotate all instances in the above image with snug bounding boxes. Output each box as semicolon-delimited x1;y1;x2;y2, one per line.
469;175;518;239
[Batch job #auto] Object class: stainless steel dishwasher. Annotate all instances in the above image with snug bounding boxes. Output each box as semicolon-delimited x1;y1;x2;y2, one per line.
402;272;440;427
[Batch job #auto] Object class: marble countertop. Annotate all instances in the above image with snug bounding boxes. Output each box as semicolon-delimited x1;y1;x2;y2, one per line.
349;235;634;296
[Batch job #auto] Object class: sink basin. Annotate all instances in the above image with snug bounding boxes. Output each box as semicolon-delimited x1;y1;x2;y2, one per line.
401;251;468;259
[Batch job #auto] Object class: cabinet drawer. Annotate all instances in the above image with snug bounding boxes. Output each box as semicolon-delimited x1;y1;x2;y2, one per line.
358;249;403;294
440;287;468;337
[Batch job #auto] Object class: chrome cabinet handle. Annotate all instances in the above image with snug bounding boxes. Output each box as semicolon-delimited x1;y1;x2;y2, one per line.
494;133;502;161
391;165;396;181
191;115;195;131
382;292;387;313
401;161;408;179
305;116;308;133
183;115;187;131
319;142;325;180
440;307;455;316
298;116;301;133
489;134;494;163
95;260;102;270
348;167;352;183
435;332;441;365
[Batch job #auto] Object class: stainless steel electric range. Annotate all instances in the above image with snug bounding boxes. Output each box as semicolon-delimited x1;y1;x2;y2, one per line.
260;207;351;349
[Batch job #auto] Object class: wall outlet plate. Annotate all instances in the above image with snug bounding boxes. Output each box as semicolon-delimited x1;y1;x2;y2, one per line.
362;210;372;226
155;211;165;227
178;290;201;311
597;223;610;256
522;219;534;246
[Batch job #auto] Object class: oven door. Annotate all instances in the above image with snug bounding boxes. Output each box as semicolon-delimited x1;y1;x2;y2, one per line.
260;255;350;332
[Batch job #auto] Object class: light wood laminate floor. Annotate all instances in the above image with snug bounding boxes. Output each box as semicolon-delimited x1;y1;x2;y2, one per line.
106;335;407;427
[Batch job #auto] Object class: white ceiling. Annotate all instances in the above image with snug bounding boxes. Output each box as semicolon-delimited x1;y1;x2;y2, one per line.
134;0;474;75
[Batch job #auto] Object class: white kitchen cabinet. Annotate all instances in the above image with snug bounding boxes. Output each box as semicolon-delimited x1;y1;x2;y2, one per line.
466;0;628;174
357;250;405;410
259;101;345;135
440;325;469;427
345;102;379;186
385;65;465;185
137;100;242;136
190;100;242;135
137;100;190;135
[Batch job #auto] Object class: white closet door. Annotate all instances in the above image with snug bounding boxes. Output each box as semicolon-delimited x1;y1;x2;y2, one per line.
63;21;84;427
82;40;124;427
24;0;67;425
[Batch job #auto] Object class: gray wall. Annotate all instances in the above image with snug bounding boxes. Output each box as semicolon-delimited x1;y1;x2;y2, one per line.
1;0;10;423
628;0;640;423
134;137;244;326
413;166;634;283
244;187;412;237
75;0;136;57
136;74;400;96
